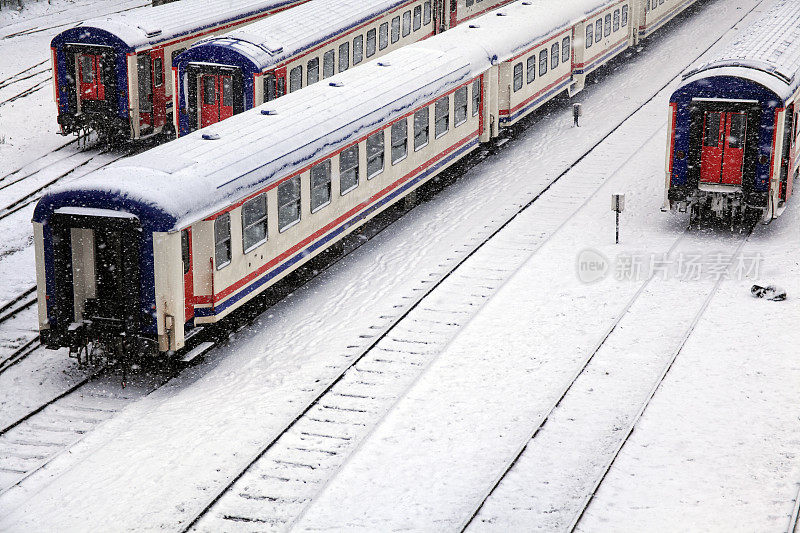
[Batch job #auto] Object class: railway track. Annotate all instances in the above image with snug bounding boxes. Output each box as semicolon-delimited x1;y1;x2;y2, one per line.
0;1;150;40
0;367;170;498
0;287;39;375
0;147;132;224
788;483;800;533
456;224;754;531
175;62;684;532
0;60;49;90
0;74;51;108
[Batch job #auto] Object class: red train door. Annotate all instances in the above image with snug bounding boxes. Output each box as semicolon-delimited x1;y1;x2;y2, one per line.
78;54;105;102
700;111;746;185
449;0;458;30
200;74;234;128
181;228;194;323
151;49;166;129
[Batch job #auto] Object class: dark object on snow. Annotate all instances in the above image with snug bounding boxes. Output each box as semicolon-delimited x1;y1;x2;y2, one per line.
573;103;582;127
751;284;786;301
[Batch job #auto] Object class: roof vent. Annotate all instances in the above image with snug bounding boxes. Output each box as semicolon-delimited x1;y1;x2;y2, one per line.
137;23;162;38
521;1;531;4
261;109;278;115
377;61;391;67
496;11;507;16
202;132;220;140
263;40;284;55
329;81;344;87
468;24;480;28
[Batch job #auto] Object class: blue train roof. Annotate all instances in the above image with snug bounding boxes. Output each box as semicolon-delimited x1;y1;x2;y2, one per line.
51;0;307;51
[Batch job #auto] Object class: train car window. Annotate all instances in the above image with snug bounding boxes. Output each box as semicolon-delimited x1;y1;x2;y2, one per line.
203;76;216;105
391;119;408;164
223;77;232;107
403;11;412;37
467;0;474;7
340;145;360;194
277;77;286;98
659;0;664;5
513;63;523;92
435;96;450;138
454;86;468;126
392;16;401;43
367;131;385;178
310;160;332;211
414;107;430;151
622;5;628;26
728;114;746;149
379;22;389;50
81;56;94;83
424;1;432;25
307;58;320;85
613;9;620;31
551;43;559;70
264;73;276;102
323;50;335;78
604;14;611;37
595;19;602;43
278;176;301;231
242;194;268;252
450;0;457;13
703;113;721;147
289;66;302;93
539;49;548;77
651;0;656;9
472;78;481;116
339;42;350;72
562;36;571;63
367;29;377;57
181;230;190;275
586;25;593;49
353;35;364;65
214;213;231;269
414;6;422;31
154;58;164;87
527;56;536;84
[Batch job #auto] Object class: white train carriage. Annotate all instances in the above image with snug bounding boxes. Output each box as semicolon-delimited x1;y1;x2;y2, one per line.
51;0;311;141
172;0;516;136
35;0;704;356
665;0;800;221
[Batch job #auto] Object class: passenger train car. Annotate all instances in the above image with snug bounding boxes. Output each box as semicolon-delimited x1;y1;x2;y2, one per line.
50;0;311;141
172;0;516;137
35;0;702;357
664;0;800;222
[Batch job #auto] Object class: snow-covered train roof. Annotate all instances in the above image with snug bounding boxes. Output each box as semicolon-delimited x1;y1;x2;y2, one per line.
35;45;488;232
421;0;614;65
682;0;800;97
58;0;306;50
186;0;416;71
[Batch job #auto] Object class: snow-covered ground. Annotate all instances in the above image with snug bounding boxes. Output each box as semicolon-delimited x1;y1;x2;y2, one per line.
1;0;799;531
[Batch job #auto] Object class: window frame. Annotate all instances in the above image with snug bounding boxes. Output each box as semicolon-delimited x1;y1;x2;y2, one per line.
604;14;611;37
379;22;389;50
562;36;571;64
339;145;360;195
153;57;164;87
551;42;560;70
366;28;377;57
338;42;350;73
586;24;594;49
214;212;231;270
367;130;385;179
423;0;432;25
391;16;401;43
241;194;268;253
391;119;408;165
595;19;602;43
353;34;364;65
277;176;302;232
472;78;481;117
413;5;422;31
622;5;628;26
310;160;332;212
513;62;523;92
435;95;450;138
289;65;302;93
402;10;412;37
323;49;335;78
454;86;468;127
539;49;548;77
307;57;320;86
527;55;536;84
414;107;430;151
